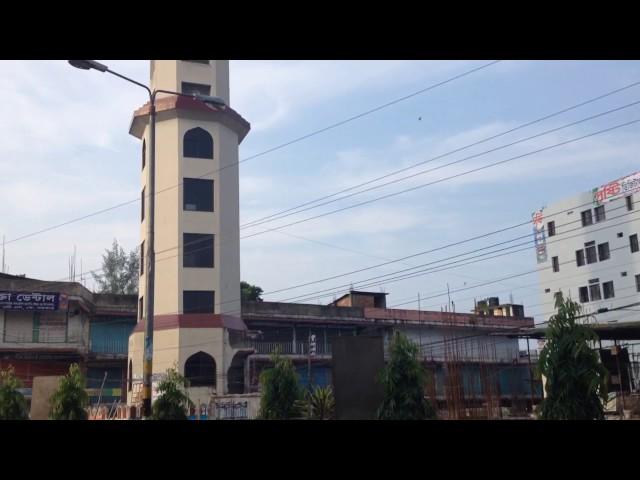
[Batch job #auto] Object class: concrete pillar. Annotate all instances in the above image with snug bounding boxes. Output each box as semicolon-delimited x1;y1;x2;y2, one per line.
323;328;328;355
244;356;251;393
292;326;297;354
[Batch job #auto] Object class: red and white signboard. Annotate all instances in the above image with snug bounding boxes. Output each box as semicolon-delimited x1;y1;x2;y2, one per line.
593;171;640;205
532;209;547;264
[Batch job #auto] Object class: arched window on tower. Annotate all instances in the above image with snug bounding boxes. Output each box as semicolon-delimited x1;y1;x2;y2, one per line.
142;139;146;170
184;351;216;388
128;359;133;392
183;127;213;159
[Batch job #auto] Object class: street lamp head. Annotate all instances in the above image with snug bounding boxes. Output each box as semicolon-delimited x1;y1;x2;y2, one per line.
68;60;109;72
194;94;226;108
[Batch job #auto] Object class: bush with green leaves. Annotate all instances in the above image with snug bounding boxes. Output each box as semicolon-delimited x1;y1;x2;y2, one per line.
258;351;302;419
0;366;29;420
377;331;436;420
304;385;335;420
49;364;89;420
538;292;608;420
151;367;194;420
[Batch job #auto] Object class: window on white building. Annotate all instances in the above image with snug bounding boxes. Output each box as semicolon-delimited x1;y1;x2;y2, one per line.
603;281;615;299
589;283;601;302
594;205;606;223
552;256;559;272
581;209;593;227
547;221;556;237
579;286;589;303
636;274;640;292
631;234;639;253
626;195;634;211
597;242;610;261
585;242;597;264
576;249;586;267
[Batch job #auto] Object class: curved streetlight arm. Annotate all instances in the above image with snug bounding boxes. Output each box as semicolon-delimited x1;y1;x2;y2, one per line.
106;69;152;99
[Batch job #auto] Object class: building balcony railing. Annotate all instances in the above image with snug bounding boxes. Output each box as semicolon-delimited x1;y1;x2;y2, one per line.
89;337;129;356
2;329;83;345
249;340;332;356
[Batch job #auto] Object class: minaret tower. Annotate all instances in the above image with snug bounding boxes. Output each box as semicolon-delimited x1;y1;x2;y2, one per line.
127;61;250;404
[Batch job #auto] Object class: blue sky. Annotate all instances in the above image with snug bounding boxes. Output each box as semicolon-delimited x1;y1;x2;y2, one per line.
1;60;640;323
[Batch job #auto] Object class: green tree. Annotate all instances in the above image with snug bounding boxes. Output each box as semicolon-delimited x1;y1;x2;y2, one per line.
258;351;302;419
0;366;29;420
377;332;436;420
49;364;89;420
92;239;139;295
151;367;194;420
538;291;608;420
241;281;263;302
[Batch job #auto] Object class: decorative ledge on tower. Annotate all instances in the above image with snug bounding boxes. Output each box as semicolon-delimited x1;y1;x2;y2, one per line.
128;95;251;142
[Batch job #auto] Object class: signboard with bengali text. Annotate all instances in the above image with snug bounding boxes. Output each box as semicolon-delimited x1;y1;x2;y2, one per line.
0;291;63;311
593;171;640;205
532;209;547;264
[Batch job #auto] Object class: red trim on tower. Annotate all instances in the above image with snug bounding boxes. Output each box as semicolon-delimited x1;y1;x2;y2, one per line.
129;96;250;142
132;313;247;332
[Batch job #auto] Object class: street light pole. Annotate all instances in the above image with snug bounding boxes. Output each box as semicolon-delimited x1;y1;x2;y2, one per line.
143;99;156;419
68;60;226;419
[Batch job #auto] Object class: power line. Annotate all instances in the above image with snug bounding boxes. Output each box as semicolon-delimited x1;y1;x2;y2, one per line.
390;243;640;310
119;203;640;319
3;61;500;247
278;208;640;305
240;97;640;230
239;117;640;241
17;105;637;298
7;94;640;293
10;195;640;322
131;198;640;313
265;198;638;299
239;60;501;164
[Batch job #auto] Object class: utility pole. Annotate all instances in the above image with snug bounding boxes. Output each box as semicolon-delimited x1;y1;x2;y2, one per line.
307;332;315;419
526;337;535;414
308;333;316;388
418;293;423;360
142;101;157;419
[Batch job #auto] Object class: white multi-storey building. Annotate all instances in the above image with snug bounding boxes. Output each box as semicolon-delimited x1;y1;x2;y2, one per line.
535;171;640;353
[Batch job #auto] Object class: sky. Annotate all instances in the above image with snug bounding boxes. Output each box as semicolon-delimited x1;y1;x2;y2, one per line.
1;60;640;325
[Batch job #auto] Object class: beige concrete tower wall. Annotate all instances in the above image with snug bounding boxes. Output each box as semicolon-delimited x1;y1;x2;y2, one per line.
179;117;219;311
217;124;241;315
128;327;226;401
179;119;240;314
177;327;225;393
128;328;182;404
140;115;183;317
